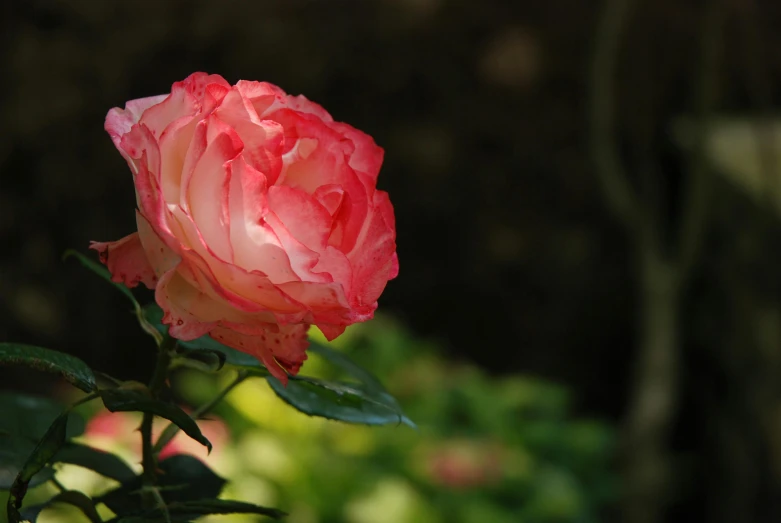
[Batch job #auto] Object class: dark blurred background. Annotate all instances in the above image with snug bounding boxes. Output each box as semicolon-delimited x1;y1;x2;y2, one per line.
3;0;781;521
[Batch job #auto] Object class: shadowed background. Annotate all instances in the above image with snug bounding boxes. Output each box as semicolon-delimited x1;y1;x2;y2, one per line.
2;0;781;521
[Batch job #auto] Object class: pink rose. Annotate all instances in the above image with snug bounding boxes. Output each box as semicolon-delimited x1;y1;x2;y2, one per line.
423;440;505;490
92;73;398;383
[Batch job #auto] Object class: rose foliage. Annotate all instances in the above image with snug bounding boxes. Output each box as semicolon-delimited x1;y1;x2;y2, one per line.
0;73;406;523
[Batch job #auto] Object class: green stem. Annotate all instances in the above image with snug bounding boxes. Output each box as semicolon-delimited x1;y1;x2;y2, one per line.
51;477;66;492
153;370;249;455
141;334;175;500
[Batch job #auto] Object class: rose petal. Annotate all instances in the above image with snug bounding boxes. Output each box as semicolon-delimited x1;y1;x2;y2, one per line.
264;201;327;283
105;94;168;157
285;94;334;123
157;259;291;339
155;269;217;340
388;252;400;280
139;88;197;142
186;119;242;261
271;108;352;161
215;88;285;181
227;156;299;283
130;143;183;255
139;73;230;140
90;232;157;289
135;211;181;278
158;115;201;206
269;112;370;254
313;184;345;216
235;80;287;119
316;323;346;341
209;324;310;384
277;279;352;327
347;190;397;307
313;245;352;289
267;185;332;252
119;124;178;250
171;205;306;319
180;72;231;101
329;121;384;184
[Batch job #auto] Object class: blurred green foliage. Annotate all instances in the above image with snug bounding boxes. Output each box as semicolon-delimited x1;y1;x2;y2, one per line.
0;315;616;523
172;318;615;522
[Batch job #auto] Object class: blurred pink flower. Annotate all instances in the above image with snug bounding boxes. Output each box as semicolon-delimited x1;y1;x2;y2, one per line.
84;409;228;462
424;440;504;490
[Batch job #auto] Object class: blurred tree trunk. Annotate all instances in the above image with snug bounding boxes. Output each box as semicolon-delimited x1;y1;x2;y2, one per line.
623;248;680;523
590;0;724;520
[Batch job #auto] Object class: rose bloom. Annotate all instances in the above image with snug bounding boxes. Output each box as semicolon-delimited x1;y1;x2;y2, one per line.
92;73;397;383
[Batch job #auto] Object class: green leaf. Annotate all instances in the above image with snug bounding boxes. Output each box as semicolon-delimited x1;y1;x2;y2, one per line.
0;343;96;393
21;490;102;523
309;341;385;392
7;412;69;522
312;342;415;426
170;499;285;518
156;455;227;503
0;393;85;442
98;455;226;515
53;443;136;483
143;304;266;369
99;389;212;452
110;499;286;522
267;375;415;427
64;249;137;304
170;349;226;373
0;393;85;490
0;451;53;493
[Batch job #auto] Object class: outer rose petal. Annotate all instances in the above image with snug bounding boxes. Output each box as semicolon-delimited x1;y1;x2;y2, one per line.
316;323;346;341
90;233;157;289
105;94;168;154
139;73;230;140
136;211;181;278
176;254;302;324
209;324;309;385
388;252;400;280
155;269;217;340
159;255;297;339
347;190;397;308
284;94;334;122
156;262;291;342
278;280;351;325
329;121;385;183
235;80;287;118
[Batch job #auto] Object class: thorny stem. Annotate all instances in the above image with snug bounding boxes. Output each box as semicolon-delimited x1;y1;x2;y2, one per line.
140;333;175;506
